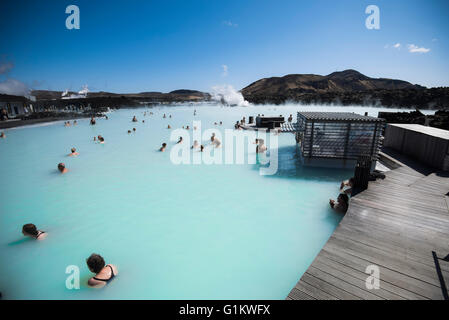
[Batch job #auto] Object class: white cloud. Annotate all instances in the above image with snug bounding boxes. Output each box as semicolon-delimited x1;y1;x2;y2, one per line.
0;78;30;97
223;20;238;27
222;64;228;77
407;44;430;53
393;43;401;49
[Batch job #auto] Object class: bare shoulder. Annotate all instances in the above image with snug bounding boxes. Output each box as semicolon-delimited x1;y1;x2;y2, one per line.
88;277;106;288
37;232;48;240
109;264;119;275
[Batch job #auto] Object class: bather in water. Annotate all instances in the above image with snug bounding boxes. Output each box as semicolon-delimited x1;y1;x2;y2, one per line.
329;193;349;214
58;163;68;174
86;253;118;288
160;143;167;152
177;137;183;144
0;132;5;138
69;147;79;156
132;116;138;122
90;117;96;125
22;223;47;240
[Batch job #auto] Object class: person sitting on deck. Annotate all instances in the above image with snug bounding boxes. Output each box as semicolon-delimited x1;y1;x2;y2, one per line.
90;117;96;125
1;108;8;121
69;147;79;156
58;163;68;174
160;143;167;152
329;193;349;214
86;253;118;288
340;177;355;196
22;223;47;240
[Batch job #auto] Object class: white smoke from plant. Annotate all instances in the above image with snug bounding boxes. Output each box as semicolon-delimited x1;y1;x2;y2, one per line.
0;78;30;97
211;84;249;107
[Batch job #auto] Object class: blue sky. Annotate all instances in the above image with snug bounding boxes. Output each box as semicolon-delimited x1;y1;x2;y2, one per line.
0;0;448;94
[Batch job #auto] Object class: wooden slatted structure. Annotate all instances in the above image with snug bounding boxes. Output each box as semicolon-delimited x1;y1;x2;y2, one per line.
296;112;384;169
287;152;449;300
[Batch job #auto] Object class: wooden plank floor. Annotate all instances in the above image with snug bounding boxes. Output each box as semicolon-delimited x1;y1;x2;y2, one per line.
287;156;449;300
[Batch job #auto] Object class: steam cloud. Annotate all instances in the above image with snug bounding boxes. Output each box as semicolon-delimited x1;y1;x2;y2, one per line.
0;78;30;97
211;84;249;107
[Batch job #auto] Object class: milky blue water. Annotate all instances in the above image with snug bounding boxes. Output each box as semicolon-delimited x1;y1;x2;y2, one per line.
0;104;428;299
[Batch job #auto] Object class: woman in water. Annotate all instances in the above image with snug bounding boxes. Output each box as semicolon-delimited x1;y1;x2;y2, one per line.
90;117;96;125
0;132;5;138
98;135;105;143
58;163;68;174
160;143;167;152
69;147;79;156
86;253;118;288
329;194;349;214
22;223;47;240
132;116;138;122
177;136;183;144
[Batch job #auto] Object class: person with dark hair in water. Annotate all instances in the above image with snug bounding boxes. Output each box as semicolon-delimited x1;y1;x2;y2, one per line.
160;143;167;152
177;136;183;144
69;147;79;156
90;117;96;125
86;254;118;288
329;193;349;214
98;135;105;143
22;223;47;240
0;132;5;138
340;177;355;196
132;116;138;122
58;163;68;174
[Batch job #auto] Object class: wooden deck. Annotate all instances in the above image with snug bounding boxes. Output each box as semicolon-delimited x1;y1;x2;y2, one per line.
287;152;449;300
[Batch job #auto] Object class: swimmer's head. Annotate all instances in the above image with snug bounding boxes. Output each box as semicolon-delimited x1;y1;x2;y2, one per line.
58;163;66;172
71;148;76;153
162;143;167;147
22;223;38;237
86;253;105;273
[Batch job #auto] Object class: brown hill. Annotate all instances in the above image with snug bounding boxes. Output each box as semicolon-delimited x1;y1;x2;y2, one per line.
241;69;424;97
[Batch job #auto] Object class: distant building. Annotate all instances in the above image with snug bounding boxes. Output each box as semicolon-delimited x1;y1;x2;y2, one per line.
294;112;385;169
0;94;33;118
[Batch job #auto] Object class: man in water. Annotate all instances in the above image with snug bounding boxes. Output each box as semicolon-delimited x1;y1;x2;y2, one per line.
177;137;183;144
160;143;167;152
58;163;68;174
0;132;5;138
69;148;79;156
